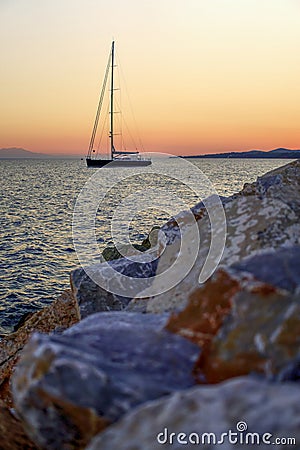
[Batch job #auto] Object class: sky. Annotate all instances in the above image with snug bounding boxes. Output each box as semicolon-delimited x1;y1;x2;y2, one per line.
1;0;300;156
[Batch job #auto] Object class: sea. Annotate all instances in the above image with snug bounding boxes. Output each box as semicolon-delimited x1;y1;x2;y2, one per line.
0;157;291;335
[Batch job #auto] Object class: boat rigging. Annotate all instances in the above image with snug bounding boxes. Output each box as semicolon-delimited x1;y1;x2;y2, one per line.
86;41;151;168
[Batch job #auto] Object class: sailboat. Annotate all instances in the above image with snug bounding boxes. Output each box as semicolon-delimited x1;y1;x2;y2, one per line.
86;41;151;167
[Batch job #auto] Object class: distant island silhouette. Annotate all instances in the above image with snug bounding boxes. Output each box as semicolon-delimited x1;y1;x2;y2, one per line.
1;147;300;159
181;148;300;159
0;148;79;159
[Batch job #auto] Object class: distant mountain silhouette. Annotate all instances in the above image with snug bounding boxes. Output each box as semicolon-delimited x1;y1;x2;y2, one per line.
0;148;47;158
2;146;299;160
182;148;300;159
0;148;79;159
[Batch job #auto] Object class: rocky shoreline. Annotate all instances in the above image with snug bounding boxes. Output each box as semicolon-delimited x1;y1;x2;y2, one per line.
1;160;299;449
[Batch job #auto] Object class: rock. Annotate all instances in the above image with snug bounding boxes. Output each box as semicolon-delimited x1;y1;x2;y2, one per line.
125;297;148;312
102;243;146;261
241;158;300;213
70;254;159;319
231;245;300;293
198;289;300;383
0;400;39;450
141;226;160;249
71;227;160;320
145;160;300;313
0;377;12;408
101;241;151;262
165;268;241;357
279;359;300;382
70;266;129;318
166;248;300;383
102;226;160;261
12;312;199;449
87;377;300;450
0;290;79;406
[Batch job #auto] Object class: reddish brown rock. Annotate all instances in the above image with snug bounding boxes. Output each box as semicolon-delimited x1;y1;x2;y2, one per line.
166;269;239;348
165;269;254;381
166;261;300;384
200;288;300;383
0;377;13;408
0;290;80;405
0;400;39;450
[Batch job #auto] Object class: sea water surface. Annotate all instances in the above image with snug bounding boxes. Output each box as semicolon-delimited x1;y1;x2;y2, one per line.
0;158;290;334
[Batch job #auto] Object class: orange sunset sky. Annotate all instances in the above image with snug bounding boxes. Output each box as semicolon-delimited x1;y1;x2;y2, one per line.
1;0;300;156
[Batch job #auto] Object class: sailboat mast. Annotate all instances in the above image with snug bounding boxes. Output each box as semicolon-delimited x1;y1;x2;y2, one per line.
110;41;115;158
86;47;111;159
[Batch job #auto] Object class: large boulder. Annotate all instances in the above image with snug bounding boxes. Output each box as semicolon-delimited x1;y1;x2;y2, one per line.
70;253;158;319
231;245;300;293
166;246;300;383
12;312;199;449
145;160;300;313
0;289;79;406
199;288;300;383
70;266;129;318
87;377;300;450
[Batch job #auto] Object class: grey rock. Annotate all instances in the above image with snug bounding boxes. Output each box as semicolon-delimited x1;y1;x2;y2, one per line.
232;245;300;293
71;253;158;318
87;377;300;450
71;266;129;319
12;312;199;449
278;357;300;382
125;297;148;313
255;160;300;213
